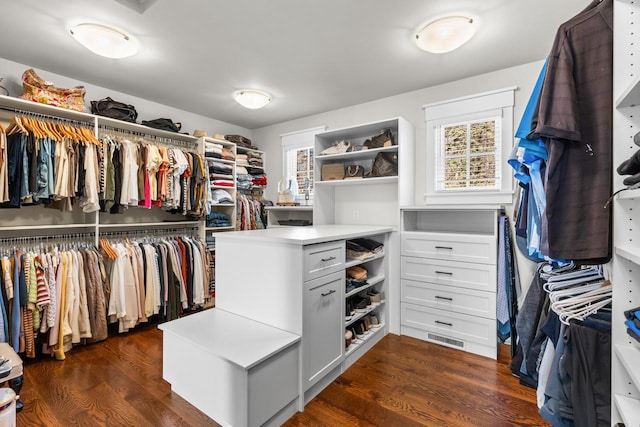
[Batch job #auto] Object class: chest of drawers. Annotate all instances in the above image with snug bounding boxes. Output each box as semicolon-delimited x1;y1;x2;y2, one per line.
400;208;500;359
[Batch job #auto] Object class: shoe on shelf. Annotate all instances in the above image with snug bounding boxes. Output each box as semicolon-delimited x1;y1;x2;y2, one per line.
347;265;368;280
353;297;369;313
345;329;353;349
369;313;381;328
363;129;394;149
353;323;366;339
363;315;372;331
321;140;351;155
617;149;640;175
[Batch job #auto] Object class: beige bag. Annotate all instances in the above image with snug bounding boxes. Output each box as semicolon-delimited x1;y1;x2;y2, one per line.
322;162;345;181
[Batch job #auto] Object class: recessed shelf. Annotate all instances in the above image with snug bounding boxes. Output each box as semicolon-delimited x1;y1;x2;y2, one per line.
345;252;385;268
345;301;385;328
616;344;640;390
316;145;398;162
614;394;640;427
616;246;640;267
616;75;640;108
345;275;385;299
616;187;640;200
345;321;385;358
315;176;397;186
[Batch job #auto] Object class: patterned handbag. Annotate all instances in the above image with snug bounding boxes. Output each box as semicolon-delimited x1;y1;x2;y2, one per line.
370;152;398;177
19;68;85;111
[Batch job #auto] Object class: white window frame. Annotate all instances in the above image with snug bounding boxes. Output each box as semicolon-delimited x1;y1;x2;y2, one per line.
281;126;326;203
424;87;516;205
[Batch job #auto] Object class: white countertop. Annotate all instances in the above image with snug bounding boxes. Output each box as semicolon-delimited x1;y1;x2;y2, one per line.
214;224;393;245
158;308;300;370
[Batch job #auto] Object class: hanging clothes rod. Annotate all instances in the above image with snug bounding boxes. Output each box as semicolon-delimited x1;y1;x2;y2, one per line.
98;227;199;238
98;124;197;149
0;106;94;127
0;232;95;244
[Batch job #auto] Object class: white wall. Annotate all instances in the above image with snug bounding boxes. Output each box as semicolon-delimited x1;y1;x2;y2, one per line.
0;57;252;138
253;59;546;291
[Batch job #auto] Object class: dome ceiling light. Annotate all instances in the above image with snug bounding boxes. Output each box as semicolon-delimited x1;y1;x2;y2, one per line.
415;16;475;54
69;23;138;59
233;89;272;109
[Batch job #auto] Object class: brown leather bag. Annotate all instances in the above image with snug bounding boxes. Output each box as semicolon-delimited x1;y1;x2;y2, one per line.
321;162;345;180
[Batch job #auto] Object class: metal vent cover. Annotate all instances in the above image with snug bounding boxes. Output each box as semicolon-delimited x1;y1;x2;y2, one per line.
427;333;464;348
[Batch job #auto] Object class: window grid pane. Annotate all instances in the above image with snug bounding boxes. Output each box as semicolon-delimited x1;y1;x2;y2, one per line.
436;117;501;192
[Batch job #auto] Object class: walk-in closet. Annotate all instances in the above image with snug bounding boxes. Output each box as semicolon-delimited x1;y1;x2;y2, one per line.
0;0;632;426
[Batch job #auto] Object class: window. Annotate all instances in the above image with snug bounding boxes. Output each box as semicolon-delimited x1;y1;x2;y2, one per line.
281;126;326;202
285;146;314;197
424;87;515;205
436;116;502;191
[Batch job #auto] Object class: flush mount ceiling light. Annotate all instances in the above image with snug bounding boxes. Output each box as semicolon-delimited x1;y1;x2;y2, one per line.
233;89;272;109
69;23;138;59
415;16;475;54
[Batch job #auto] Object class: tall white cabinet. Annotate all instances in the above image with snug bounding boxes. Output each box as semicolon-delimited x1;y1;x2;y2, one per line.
612;0;640;424
313;117;414;334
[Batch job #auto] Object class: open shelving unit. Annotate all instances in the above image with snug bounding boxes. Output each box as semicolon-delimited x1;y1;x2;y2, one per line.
612;1;640;424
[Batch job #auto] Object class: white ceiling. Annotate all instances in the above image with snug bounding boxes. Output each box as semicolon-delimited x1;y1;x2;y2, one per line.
0;0;588;130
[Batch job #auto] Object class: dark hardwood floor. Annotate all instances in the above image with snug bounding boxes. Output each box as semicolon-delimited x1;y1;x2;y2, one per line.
16;325;548;426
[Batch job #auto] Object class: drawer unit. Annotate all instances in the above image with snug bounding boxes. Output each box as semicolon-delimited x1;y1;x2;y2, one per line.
401;256;496;293
401;232;496;264
401;303;497;359
401;279;496;320
303;240;345;281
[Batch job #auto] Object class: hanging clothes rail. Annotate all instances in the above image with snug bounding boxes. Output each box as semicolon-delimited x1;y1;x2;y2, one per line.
97;125;197;152
0;106;94;127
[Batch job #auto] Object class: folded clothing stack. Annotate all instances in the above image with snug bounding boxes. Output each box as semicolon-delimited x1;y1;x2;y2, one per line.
211;189;233;205
206;211;231;228
252;174;267;186
221;147;235;161
625;306;640;344
237;174;252;190
346;238;383;260
204;141;223;156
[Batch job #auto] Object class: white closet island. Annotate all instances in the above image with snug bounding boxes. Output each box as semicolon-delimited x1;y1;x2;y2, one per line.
160;224;392;427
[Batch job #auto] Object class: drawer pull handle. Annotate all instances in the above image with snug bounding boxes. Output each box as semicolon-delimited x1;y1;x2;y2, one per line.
435;320;453;327
435;296;453;301
435;271;453;276
321;256;336;262
321;289;336;297
435;246;453;250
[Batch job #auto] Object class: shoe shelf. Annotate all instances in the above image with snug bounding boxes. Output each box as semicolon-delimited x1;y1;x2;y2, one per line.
317;145;398;162
345;321;385;358
345;301;385;328
345;251;385;268
345;275;384;299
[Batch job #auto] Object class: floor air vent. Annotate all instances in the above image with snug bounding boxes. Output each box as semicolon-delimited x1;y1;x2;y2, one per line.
428;333;464;348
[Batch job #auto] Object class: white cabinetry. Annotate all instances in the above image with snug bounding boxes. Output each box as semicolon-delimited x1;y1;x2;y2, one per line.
400;207;499;359
313;117;414;227
612;1;640;424
214;225;391;409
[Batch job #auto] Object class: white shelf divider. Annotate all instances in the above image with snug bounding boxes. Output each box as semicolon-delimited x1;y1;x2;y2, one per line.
614;394;640;427
616;246;640;266
616;344;640;390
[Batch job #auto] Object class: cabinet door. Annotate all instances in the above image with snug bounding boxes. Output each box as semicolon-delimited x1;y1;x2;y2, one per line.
303;271;343;389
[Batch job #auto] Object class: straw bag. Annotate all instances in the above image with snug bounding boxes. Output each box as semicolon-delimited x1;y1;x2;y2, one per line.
19;68;85;111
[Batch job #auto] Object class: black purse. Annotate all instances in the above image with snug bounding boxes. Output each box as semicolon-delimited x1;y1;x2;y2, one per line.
141;118;182;133
90;97;138;123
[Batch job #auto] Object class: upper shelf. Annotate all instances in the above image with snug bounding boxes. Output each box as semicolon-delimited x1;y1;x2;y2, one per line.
617;75;640;109
316;145;398;162
315;176;398;186
616;245;640;266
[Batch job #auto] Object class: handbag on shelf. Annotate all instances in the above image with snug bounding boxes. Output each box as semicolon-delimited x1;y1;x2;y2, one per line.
344;164;365;180
321;162;345;181
19;68;85;111
141;118;182;133
91;97;138;123
369;152;398;177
